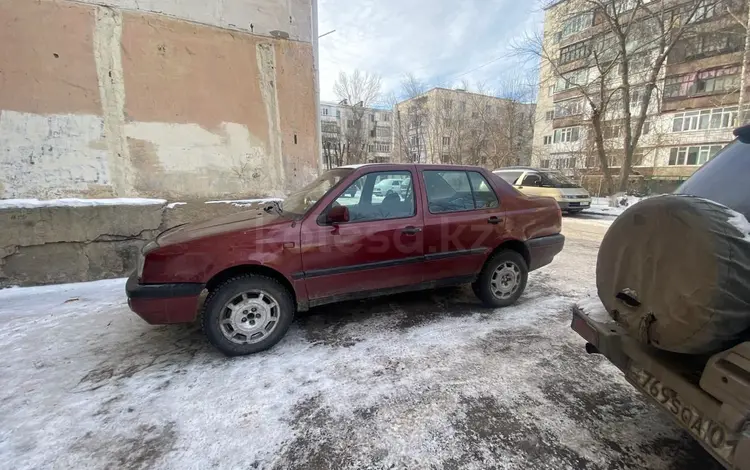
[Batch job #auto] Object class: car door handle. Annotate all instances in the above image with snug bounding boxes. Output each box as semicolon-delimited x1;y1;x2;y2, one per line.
487;216;503;225
401;226;422;235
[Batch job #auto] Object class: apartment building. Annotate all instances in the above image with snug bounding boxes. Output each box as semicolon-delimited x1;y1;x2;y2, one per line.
393;88;536;168
533;0;746;192
320;100;393;167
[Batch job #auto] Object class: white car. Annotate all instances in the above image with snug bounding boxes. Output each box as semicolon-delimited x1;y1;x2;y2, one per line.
373;178;409;197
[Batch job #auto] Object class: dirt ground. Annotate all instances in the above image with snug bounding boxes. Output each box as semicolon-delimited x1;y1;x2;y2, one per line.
0;215;722;469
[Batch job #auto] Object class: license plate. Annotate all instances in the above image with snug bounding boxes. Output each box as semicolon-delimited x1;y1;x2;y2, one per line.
569;202;580;207
582;202;590;206
628;366;737;463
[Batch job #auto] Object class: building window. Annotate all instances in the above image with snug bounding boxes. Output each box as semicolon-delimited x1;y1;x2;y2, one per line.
543;135;552;145
540;159;550;168
375;143;391;153
668;144;724;165
410;136;419;147
553;126;580;143
472;111;479;118
643;120;652;135
441;153;450;163
603;123;622;139
548;86;555;97
545;111;555;121
560;41;589;64
554;99;584;118
689;0;717;23
347;119;354;127
559;12;594;39
684;30;744;61
460;102;467;112
368;144;375;152
664;66;741;99
336;110;341;118
444;100;453;110
371;114;376;122
442;136;451;146
555;69;588;94
585;156;596;168
321;107;329;116
672;107;738;132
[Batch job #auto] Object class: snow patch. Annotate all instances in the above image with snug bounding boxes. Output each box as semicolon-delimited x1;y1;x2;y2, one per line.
576;293;613;323
204;198;282;208
166;202;187;209
0;198;166;209
727;209;750;242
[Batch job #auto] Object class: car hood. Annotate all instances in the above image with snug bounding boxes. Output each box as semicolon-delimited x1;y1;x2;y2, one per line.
157;209;288;246
557;188;590;197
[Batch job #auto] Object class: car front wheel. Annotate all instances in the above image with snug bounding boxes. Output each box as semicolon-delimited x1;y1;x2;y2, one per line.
201;275;295;356
472;250;528;308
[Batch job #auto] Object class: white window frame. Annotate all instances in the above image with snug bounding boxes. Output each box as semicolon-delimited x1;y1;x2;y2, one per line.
553;126;581;144
668;144;724;166
672;107;738;132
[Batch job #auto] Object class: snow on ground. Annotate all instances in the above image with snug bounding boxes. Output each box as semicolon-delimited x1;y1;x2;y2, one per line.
0;198;167;209
0;220;718;470
584;196;642;217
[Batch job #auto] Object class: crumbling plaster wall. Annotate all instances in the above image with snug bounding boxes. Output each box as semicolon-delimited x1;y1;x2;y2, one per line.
0;201;265;287
0;0;319;200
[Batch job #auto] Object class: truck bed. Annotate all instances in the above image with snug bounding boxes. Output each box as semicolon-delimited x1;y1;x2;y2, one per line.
571;303;750;469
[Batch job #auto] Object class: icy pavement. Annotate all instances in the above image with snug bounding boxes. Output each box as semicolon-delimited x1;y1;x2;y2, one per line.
0;219;719;469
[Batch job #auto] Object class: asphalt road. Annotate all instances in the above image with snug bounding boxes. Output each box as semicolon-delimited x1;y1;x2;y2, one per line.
0;214;723;469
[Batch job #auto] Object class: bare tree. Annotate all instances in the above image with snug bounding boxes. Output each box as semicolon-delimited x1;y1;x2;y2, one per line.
333;70;382;164
516;0;726;195
391;75;536;168
391;74;429;163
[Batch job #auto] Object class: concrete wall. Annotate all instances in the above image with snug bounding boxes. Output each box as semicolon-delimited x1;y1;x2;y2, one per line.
0;0;319;201
0;201;262;287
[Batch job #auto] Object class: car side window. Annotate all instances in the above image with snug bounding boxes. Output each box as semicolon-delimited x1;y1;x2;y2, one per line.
520;173;542;187
468;172;499;209
496;171;522;185
332;171;415;222
423;171;475;213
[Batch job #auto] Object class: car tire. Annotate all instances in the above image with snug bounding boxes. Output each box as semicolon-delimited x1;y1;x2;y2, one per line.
472;250;529;308
201;275;295;356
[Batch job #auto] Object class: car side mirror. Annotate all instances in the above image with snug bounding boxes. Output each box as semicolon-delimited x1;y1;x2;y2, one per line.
327;205;349;225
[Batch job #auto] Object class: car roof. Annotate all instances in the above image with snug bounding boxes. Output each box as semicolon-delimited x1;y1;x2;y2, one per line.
337;163;492;172
493;167;538;172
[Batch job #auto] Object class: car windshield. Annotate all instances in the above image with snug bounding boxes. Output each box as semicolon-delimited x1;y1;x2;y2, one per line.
283;168;353;216
539;171;579;188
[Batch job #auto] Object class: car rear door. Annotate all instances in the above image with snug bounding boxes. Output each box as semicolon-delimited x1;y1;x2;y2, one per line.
420;168;506;283
299;167;426;303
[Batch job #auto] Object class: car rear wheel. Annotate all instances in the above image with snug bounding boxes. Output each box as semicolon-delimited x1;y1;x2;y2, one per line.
201;275;295;356
473;250;528;308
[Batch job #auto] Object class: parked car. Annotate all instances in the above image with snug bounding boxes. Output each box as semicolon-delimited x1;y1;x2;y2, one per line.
127;164;565;356
493;167;591;214
373;177;410;197
571;126;750;469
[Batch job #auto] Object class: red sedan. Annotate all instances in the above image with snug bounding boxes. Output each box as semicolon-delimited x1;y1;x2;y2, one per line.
127;164;564;355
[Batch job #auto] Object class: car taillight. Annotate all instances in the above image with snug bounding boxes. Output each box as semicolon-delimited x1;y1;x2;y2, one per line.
571;313;599;348
138;241;160;280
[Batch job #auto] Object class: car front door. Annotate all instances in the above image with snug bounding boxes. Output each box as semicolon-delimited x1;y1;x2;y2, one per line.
420;169;505;283
300;168;425;303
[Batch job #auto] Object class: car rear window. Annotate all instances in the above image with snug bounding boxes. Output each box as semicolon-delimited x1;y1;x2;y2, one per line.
676;138;750;218
423;170;498;213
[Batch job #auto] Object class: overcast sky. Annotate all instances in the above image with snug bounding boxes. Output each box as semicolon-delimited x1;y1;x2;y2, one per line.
317;0;545;104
